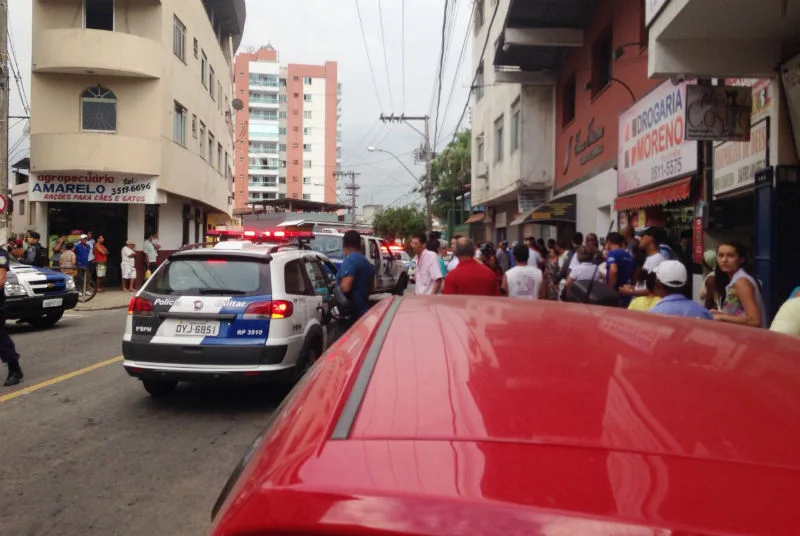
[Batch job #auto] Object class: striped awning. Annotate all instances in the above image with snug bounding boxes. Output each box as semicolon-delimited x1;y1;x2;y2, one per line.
614;177;692;212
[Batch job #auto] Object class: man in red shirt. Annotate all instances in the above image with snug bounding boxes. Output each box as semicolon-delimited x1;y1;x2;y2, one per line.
443;238;501;296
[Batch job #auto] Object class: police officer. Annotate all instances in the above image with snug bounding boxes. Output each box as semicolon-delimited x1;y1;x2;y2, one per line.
0;244;23;386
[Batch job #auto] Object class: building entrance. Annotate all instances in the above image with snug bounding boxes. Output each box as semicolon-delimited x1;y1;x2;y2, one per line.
48;203;128;286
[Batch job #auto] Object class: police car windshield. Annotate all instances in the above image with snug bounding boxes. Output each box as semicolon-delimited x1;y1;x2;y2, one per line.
309;235;344;259
146;258;271;297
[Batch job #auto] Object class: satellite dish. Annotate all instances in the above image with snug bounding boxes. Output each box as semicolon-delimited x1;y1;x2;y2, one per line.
231;98;244;111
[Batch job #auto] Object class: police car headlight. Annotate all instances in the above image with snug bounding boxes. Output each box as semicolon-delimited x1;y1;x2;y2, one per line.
65;278;76;291
4;282;26;297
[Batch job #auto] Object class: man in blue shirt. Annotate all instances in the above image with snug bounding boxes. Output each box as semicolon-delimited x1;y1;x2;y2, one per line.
336;230;374;326
74;234;91;269
605;232;635;306
649;260;713;320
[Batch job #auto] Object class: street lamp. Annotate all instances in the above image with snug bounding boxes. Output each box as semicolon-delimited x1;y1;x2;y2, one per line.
367;146;421;184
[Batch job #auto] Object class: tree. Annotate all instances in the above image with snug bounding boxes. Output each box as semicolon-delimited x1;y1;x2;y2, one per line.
429;129;471;219
373;206;426;242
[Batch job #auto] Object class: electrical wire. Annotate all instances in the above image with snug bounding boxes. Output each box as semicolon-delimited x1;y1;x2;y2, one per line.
377;0;394;111
354;0;385;111
7;26;31;115
401;0;406;110
432;0;451;152
438;1;475;142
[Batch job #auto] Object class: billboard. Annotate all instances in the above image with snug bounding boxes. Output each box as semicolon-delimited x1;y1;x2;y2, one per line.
618;80;699;195
685;85;752;142
29;173;158;204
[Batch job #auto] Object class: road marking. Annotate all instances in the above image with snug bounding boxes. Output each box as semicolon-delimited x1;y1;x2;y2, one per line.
0;356;124;404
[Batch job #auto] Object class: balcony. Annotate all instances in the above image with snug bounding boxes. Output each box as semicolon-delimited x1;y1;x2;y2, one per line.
249;167;280;175
31;133;161;175
33;28;162;79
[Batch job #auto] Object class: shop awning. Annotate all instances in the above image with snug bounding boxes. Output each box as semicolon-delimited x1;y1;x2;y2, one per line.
464;213;485;224
614;178;692;212
523;194;578;225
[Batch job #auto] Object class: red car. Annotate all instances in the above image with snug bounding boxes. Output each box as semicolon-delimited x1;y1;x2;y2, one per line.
209;296;800;535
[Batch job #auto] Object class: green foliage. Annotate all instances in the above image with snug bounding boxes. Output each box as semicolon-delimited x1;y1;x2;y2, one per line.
430;129;471;219
373;206;426;241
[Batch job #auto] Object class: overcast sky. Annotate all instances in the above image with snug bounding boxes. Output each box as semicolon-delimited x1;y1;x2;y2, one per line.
9;0;472;210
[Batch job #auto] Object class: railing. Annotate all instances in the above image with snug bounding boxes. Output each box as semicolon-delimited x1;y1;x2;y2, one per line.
249;96;279;103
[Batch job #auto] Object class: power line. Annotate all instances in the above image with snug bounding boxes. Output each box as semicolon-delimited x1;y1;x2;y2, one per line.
432;0;451;152
7;25;30;115
377;0;394;111
401;0;406;110
354;0;385;111
438;1;475;141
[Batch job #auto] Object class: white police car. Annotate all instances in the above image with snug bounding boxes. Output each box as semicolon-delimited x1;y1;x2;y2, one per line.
5;261;79;328
121;236;338;397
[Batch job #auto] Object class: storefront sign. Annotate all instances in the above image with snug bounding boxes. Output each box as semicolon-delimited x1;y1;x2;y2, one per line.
29;173;158;204
495;212;508;228
781;53;800;160
645;0;671;27
530;194;577;223
564;119;605;172
517;190;547;213
618;80;698;195
713;119;769;197
693;216;704;264
725;78;772;123
685;85;753;142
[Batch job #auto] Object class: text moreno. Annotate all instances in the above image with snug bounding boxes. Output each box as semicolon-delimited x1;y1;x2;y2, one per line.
629;88;686;165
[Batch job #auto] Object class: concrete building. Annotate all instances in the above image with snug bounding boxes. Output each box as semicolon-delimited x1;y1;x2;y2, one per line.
470;0;555;244
26;0;245;281
233;47;340;210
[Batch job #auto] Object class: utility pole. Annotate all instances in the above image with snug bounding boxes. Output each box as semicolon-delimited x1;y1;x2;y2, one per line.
379;114;433;233
335;170;360;228
0;0;8;239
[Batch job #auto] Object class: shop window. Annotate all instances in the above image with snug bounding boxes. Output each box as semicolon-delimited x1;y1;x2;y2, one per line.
81;86;117;133
85;0;114;31
563;73;576;127
591;24;613;98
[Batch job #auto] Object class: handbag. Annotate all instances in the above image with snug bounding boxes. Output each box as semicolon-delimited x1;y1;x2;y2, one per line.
566;261;620;307
144;269;152;279
96;262;107;278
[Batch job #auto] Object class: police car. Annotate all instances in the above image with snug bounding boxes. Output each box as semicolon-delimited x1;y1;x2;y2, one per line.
121;231;338;397
309;232;408;296
4;261;79;328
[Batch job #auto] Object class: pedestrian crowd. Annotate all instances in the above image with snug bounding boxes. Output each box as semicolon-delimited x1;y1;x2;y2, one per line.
402;228;798;336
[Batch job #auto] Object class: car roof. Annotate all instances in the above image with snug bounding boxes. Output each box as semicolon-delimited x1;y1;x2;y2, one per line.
216;296;800;535
169;242;324;262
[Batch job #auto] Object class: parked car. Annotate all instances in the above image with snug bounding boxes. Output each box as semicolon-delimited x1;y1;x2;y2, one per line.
122;238;339;397
209;296;800;535
4;261;79;328
309;232;408;295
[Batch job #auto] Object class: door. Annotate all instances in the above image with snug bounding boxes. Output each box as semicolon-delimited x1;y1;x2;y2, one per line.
366;238;385;292
304;258;334;346
283;260;314;340
753;168;776;319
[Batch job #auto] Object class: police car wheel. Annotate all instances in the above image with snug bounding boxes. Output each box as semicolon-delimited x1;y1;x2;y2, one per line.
26;311;64;329
142;379;178;397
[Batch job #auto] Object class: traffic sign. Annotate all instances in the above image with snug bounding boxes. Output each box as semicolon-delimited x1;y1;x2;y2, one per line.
0;196;7;214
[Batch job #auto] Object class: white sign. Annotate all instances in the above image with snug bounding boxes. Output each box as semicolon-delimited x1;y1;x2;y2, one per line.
685;85;752;142
645;0;670;27
713;119;768;197
618;80;698;195
29;173;158;204
495;212;507;228
781;53;800;160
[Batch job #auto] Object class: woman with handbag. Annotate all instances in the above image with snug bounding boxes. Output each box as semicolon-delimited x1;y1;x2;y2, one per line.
93;235;109;293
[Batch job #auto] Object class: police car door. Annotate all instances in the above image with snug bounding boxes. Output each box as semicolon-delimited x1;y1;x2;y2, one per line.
283;260;315;340
304;258;333;346
366;239;386;292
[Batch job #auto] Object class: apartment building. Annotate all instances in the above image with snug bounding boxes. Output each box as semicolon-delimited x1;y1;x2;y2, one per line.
26;0;244;282
233;47;340;210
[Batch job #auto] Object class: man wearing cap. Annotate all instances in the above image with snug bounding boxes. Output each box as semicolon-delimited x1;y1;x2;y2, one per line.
74;234;92;270
121;239;137;292
620;226;666;299
649;260;712;320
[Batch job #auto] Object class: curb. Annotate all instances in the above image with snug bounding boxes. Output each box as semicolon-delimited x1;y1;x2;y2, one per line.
75;304;130;312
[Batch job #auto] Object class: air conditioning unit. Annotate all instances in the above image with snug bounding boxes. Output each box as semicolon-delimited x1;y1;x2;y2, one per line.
476;161;489;179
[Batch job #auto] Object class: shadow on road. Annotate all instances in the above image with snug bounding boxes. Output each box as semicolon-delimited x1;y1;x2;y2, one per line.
133;382;288;414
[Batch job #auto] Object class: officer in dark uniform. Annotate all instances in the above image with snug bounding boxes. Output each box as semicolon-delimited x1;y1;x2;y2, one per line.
0;246;23;386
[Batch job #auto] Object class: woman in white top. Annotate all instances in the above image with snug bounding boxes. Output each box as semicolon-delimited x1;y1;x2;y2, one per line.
501;245;545;300
711;240;766;328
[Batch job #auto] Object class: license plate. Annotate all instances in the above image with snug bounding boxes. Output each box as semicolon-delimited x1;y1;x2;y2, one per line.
43;298;63;308
174;320;219;337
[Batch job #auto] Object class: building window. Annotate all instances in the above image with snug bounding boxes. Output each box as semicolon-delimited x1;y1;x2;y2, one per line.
173;102;187;146
81;86;117;133
563;73;576;126
173;16;186;62
209;66;215;99
303;110;312;119
199;121;206;156
303;160;312;169
302;194;312;201
303;177;312;184
494;115;504;163
591;24;613;98
304;94;312;102
279;143;286;152
511;99;520;153
224;151;229;174
279;111;287;119
303;77;312;85
85;0;114;31
279;177;286;184
193;38;198;58
191;114;197;138
201;51;208;88
217;82;222;108
208;133;215;164
279;127;287;135
279;95;287;103
475;63;484;101
476;134;485;162
303;127;311;135
217;143;223;172
303;144;312;152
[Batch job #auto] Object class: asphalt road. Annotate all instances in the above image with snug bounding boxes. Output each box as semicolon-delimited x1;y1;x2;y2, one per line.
0;309;281;536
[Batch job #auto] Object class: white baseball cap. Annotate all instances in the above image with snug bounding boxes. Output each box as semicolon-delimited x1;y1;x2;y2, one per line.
654;260;688;288
80;234;88;239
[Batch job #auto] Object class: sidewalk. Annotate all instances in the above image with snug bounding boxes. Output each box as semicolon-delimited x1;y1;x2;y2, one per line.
75;289;133;312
